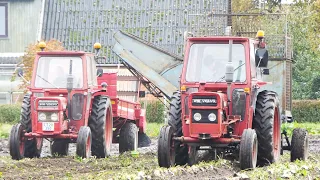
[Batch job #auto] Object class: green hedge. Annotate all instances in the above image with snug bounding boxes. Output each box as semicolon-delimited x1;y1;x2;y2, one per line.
141;100;165;123
292;100;320;123
0;104;21;124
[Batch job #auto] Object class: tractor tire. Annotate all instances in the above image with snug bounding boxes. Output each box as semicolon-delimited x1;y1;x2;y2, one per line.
158;125;175;167
76;126;92;158
167;91;188;165
51;139;69;156
9;124;25;160
88;95;113;158
20;94;43;158
253;90;281;166
239;129;258;170
119;122;138;153
138;132;151;148
291;128;309;162
188;146;198;166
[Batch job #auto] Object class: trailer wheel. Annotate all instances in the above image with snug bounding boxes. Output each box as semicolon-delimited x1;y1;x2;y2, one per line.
239;129;258;170
51;139;69;156
119;122;138;153
168;91;188;165
89;95;113;158
9;124;25;160
76;126;92;158
158;125;175;167
253;90;281;166
291;128;309;162
20;94;43;158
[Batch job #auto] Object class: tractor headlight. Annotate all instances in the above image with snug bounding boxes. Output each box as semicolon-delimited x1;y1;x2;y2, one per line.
208;113;217;122
193;113;202;121
38;113;46;121
50;113;58;121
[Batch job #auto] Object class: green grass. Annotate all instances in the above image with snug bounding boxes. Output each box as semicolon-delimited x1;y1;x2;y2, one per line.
0;123;12;138
146;122;164;138
282;122;320;136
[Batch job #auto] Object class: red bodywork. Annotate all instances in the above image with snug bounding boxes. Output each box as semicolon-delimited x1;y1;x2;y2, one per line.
179;37;261;145
25;51;146;142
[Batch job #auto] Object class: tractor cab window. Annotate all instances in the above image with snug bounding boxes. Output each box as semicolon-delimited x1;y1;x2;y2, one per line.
35;56;83;89
186;43;246;83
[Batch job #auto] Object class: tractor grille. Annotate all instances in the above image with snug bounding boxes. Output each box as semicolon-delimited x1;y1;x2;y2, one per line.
38;100;59;109
191;96;217;106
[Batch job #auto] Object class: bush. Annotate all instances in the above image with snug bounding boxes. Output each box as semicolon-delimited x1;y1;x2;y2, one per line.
142;100;165;123
292;100;320;123
0;104;21;124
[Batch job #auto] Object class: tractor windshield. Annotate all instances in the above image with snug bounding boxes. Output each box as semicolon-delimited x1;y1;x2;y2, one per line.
34;56;83;88
186;43;246;83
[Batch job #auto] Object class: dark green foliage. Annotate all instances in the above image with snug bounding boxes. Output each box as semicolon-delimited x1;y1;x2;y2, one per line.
0;104;21;124
292;100;320;123
142;100;165;123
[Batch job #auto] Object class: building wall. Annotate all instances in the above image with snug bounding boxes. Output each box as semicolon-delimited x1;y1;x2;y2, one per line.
0;0;43;52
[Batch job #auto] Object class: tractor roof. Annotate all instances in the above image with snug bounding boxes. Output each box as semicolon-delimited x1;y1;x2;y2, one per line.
188;36;250;42
37;51;93;56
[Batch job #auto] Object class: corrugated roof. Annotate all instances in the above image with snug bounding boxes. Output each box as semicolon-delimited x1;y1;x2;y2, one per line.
41;0;229;64
0;53;24;64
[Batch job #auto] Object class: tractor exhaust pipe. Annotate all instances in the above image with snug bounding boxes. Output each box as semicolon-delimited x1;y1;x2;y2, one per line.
67;59;74;119
225;40;234;102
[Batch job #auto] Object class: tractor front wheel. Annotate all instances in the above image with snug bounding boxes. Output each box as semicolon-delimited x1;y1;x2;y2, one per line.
88;95;113;158
9;124;25;160
51;139;69;156
188;146;198;166
158;125;175;167
76;126;92;158
119;122;138;153
239;129;258;170
291;128;309;162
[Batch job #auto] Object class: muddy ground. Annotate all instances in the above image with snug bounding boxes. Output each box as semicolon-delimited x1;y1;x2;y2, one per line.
0;135;319;179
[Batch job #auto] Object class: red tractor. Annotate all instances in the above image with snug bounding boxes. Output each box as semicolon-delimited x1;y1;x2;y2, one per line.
9;42;149;160
157;31;309;169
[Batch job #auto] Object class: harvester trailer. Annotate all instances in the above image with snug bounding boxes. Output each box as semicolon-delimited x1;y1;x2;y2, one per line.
112;30;308;169
9;42;149;160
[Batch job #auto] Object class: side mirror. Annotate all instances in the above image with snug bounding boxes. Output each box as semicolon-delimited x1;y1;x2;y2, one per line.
17;67;24;77
97;68;103;77
255;49;269;67
225;62;234;83
139;91;146;98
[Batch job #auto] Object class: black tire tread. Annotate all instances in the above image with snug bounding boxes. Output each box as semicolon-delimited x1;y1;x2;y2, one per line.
168;91;188;165
119;122;137;153
291;128;308;162
158;125;174;167
20;94;40;158
9;124;24;160
253;90;280;165
239;129;257;170
88;95;112;158
76;126;92;158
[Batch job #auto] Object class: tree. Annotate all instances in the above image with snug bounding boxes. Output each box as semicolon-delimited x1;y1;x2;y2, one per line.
13;39;65;90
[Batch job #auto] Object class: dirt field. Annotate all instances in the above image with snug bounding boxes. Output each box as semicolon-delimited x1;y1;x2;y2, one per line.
0;135;319;179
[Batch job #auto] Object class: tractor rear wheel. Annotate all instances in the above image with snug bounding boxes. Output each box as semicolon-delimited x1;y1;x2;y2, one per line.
253;90;281;166
88;95;113;158
291;128;309;162
158;125;175;167
51;139;69;156
239;129;258;170
76;126;92;158
167;91;189;165
9;124;25;160
20;94;43;158
188;146;198;166
119;122;138;153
